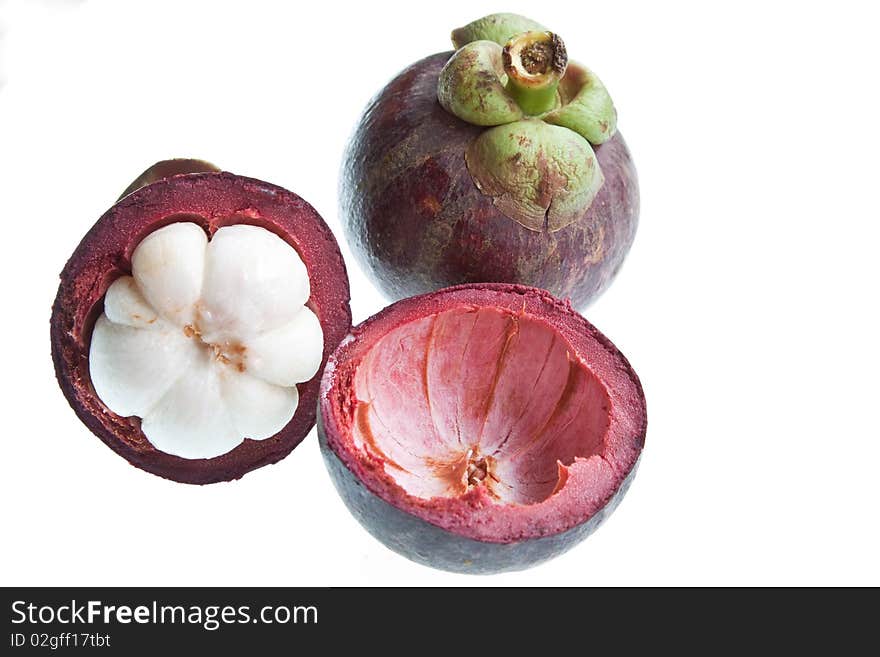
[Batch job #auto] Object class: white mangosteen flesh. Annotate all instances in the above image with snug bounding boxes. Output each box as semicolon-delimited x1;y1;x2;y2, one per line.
89;222;324;459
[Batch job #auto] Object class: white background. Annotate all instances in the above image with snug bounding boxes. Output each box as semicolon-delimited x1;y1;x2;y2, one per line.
1;0;878;586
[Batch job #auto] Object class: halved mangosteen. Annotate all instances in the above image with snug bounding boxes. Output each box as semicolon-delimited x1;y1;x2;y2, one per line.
319;283;646;573
51;160;351;484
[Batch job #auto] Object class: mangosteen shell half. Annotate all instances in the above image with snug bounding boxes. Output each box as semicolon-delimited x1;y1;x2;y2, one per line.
319;283;646;573
51;171;352;484
341;53;640;310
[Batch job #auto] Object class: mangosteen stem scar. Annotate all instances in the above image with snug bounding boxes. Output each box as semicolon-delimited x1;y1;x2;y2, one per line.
502;31;568;116
465;449;497;489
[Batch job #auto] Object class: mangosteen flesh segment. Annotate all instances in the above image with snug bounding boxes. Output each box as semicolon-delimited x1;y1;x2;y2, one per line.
342;13;638;309
90;222;324;460
51;169;352;484
319;284;646;573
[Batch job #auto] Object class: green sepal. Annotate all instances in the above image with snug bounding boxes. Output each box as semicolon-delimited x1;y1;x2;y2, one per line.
543;62;617;144
438;41;524;126
451;13;546;48
465;119;604;231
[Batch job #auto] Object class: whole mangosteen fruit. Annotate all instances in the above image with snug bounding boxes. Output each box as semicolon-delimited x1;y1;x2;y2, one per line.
342;13;639;309
51;159;352;484
319;283;646;573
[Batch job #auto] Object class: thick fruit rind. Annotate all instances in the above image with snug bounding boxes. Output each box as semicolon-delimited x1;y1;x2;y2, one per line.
341;53;639;309
319;284;646;573
51;172;351;484
320;419;640;574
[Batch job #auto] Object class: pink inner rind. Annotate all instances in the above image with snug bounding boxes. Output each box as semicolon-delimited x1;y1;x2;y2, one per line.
322;284;646;543
353;307;610;504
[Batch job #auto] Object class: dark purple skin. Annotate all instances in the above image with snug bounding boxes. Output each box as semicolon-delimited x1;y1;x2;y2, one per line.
341;53;640;309
318;283;647;574
319;424;639;574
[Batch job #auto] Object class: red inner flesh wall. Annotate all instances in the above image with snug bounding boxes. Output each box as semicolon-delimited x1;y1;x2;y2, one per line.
353;307;610;504
322;285;645;543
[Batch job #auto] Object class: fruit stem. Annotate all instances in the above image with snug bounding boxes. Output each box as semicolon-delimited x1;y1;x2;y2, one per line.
119;159;220;200
502;31;568;116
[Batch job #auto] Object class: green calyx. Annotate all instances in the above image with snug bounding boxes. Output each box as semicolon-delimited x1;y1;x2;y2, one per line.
451;13;546;49
442;13;616;139
466;119;604;232
439;13;619;226
118;158;220;200
438;41;523;126
544;62;617;144
440;27;568;123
